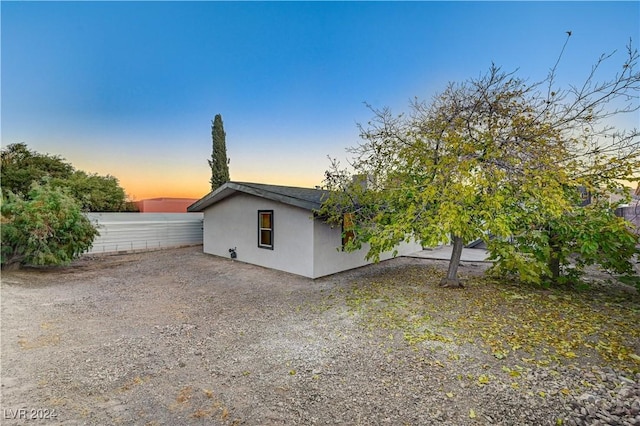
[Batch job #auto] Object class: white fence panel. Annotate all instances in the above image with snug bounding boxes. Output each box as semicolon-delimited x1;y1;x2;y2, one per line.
85;213;203;254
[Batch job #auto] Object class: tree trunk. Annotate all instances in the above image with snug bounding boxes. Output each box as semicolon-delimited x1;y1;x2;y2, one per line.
548;246;561;284
546;230;561;284
440;235;465;288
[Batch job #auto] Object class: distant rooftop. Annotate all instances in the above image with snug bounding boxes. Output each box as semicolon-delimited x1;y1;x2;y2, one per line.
137;197;199;213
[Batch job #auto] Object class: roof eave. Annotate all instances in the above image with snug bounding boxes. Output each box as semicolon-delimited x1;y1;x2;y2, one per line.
187;182;242;212
187;181;329;212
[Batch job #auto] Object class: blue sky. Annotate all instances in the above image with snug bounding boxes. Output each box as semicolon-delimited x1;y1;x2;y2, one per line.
2;1;639;199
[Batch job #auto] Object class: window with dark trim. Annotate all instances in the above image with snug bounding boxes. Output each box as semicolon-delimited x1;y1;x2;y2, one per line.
258;210;274;249
342;212;355;249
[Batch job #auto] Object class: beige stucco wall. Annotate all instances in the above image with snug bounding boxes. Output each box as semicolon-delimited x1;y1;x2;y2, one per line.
202;193;315;277
311;219;423;278
201;192;423;279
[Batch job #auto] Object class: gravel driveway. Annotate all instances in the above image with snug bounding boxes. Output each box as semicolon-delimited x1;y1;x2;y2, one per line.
1;246;638;425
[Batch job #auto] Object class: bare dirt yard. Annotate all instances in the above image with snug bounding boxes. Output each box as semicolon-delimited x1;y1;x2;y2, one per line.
1;246;639;425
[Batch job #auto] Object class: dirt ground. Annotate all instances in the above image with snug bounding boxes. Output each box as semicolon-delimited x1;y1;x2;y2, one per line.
1;246;638;425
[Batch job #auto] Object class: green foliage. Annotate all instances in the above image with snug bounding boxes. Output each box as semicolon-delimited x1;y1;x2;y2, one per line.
52;171;127;212
489;200;639;285
319;41;639;286
1;183;99;268
1;143;130;212
209;114;230;190
320;67;573;272
553;204;638;277
0;143;74;197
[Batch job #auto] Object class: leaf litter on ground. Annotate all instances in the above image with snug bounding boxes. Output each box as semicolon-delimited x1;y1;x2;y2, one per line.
338;264;640;375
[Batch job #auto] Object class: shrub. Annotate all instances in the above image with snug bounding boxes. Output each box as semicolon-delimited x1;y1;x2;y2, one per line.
1;183;99;268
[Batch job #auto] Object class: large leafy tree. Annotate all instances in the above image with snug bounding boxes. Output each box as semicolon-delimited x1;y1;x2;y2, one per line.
1;143;129;212
0;142;74;197
209;114;230;190
53;171;127;212
1;183;99;269
319;38;639;287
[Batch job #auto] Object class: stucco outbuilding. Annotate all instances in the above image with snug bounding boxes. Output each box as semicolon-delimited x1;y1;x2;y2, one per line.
188;182;422;278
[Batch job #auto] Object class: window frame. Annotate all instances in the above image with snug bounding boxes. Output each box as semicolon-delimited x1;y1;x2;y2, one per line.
341;212;356;249
258;210;274;249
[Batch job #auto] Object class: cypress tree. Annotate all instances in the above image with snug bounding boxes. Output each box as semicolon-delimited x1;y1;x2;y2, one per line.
208;114;230;190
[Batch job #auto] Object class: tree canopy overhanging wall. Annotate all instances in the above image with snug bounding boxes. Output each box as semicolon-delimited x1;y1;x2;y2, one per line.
319;39;640;287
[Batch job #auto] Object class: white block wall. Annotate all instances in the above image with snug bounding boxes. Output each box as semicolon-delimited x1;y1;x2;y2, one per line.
85;213;203;254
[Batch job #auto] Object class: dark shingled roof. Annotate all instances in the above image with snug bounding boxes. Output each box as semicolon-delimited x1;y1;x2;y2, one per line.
187;182;330;212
